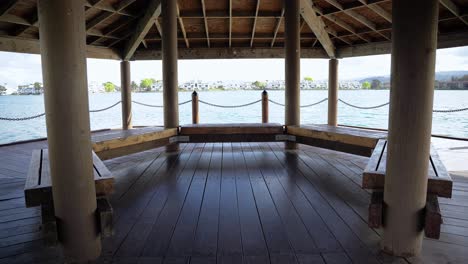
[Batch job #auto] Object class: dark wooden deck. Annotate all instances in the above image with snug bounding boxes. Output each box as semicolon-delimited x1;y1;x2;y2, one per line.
0;131;467;263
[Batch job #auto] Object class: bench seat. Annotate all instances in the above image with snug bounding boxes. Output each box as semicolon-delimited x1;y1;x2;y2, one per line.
287;124;387;156
362;139;453;198
92;127;178;160
25;149;114;208
24;149;114;245
179;123;284;142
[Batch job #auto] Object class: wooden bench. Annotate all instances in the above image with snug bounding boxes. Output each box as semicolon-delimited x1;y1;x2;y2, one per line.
179;123;284;142
24;149;115;246
362;139;452;239
287;124;386;156
92;127;178;160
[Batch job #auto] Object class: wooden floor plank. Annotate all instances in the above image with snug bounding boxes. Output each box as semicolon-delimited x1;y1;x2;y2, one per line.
191;143;223;257
241;143;295;257
216;143;243;257
165;143;213;257
231;143;269;258
138;144;203;257
249;142;320;255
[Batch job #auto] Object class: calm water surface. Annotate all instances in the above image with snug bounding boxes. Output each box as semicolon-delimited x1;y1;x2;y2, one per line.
0;90;467;144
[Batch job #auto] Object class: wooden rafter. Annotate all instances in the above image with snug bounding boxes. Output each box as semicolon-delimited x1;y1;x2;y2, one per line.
91;17;135;45
271;8;285;47
440;0;468;26
84;0;136;17
14;9;37;37
0;0;17;16
321;0;389;40
229;0;232;47
122;0;161;61
86;0;136;32
323;13;370;43
250;0;261;47
155;20;163;37
201;0;210;47
357;0;392;23
300;0;336;58
177;4;190;48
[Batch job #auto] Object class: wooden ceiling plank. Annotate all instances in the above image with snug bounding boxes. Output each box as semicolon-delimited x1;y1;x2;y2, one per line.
250;0;261;47
122;0;161;61
201;0;210;47
300;0;336;58
363;1;392;23
271;8;285;47
177;4;190;48
0;0;18;17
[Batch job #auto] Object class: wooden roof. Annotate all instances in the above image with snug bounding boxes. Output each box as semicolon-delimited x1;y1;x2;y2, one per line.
0;0;467;60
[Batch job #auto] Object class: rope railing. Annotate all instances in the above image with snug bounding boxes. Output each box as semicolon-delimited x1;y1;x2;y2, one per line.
338;99;390;109
89;101;122;113
2;93;467;122
0;101;123;121
132;99;192;108
199;99;262;108
268;98;329;108
338;99;468;112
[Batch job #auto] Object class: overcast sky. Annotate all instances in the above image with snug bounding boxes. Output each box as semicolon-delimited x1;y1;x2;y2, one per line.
0;46;467;92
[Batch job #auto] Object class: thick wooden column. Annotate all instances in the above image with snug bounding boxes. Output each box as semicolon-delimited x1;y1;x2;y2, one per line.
284;0;300;149
37;0;100;261
162;0;179;151
121;61;132;130
382;0;439;256
328;59;338;126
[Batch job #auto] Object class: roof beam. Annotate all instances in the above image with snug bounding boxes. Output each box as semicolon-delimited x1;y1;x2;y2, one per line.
122;0;161;61
270;8;285;47
201;0;210;47
0;0;17;16
0;35;121;60
440;0;468;26
250;0;261;47
133;47;328;60
300;0;336;58
177;4;190;48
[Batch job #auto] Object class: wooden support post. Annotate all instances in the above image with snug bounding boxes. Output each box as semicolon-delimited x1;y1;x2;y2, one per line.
192;91;199;124
328;59;338;126
382;0;439;257
262;90;269;123
162;0;179;152
284;0;300;149
121;60;132;130
37;0;100;261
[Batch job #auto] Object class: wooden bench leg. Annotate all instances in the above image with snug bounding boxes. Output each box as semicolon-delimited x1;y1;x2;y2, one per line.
425;194;442;239
368;191;384;228
41;202;58;247
96;197;113;237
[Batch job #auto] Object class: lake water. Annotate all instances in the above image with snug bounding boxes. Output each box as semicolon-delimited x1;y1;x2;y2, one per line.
0;90;467;144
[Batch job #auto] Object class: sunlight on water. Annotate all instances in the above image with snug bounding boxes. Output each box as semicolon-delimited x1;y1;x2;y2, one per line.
0;90;467;144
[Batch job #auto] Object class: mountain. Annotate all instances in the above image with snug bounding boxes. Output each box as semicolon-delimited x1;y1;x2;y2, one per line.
359;71;468;83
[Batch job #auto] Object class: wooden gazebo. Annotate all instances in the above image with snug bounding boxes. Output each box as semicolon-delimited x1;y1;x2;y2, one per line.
0;0;468;263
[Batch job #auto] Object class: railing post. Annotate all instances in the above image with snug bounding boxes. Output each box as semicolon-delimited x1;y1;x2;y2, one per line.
121;61;132;130
328;59;338;126
192;91;199;124
262;90;269;123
